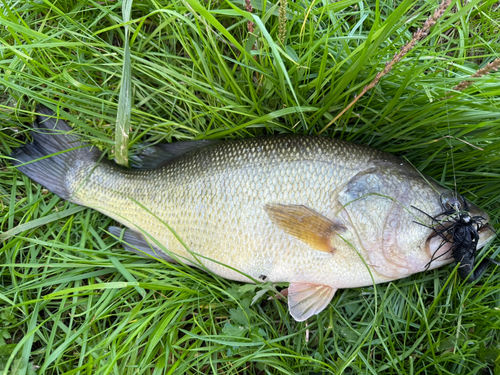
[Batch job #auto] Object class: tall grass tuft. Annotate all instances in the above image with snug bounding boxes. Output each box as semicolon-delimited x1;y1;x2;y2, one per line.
0;0;499;374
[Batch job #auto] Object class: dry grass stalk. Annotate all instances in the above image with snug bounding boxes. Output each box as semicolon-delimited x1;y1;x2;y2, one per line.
319;0;452;134
246;0;254;33
452;58;500;92
433;135;484;151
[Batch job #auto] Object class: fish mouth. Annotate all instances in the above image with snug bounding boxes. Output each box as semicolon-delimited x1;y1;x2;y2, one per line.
425;223;496;270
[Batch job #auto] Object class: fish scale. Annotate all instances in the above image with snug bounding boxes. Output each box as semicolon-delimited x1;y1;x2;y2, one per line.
12;107;496;321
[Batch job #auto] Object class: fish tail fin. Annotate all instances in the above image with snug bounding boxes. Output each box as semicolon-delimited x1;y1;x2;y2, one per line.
10;106;102;200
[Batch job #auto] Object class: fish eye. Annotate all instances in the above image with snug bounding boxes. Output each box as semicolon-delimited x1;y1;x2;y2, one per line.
441;192;461;211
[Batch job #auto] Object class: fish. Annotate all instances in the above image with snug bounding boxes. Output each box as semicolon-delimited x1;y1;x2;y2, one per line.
11;106;497;322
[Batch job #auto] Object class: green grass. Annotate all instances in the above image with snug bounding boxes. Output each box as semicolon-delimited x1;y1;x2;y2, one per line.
1;0;500;373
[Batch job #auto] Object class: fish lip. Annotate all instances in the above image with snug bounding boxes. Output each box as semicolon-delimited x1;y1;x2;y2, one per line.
477;223;496;249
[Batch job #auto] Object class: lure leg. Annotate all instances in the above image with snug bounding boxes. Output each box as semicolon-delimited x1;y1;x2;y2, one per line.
462;257;500;282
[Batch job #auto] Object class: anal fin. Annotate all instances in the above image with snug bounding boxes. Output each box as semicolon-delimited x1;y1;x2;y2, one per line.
109;226;175;263
288;283;337;321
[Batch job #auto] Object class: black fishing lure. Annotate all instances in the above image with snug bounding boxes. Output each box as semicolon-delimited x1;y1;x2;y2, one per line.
413;193;498;281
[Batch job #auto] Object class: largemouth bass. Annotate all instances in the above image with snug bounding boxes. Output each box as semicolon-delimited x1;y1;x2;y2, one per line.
11;107;496;321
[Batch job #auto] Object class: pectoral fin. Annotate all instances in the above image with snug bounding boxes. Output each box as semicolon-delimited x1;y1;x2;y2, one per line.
288;283;337;321
264;203;345;253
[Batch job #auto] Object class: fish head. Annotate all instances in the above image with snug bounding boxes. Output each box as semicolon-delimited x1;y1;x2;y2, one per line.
336;164;496;280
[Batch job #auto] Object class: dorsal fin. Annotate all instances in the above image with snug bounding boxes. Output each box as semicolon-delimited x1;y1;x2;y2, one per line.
130;140;219;169
264;203;346;253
